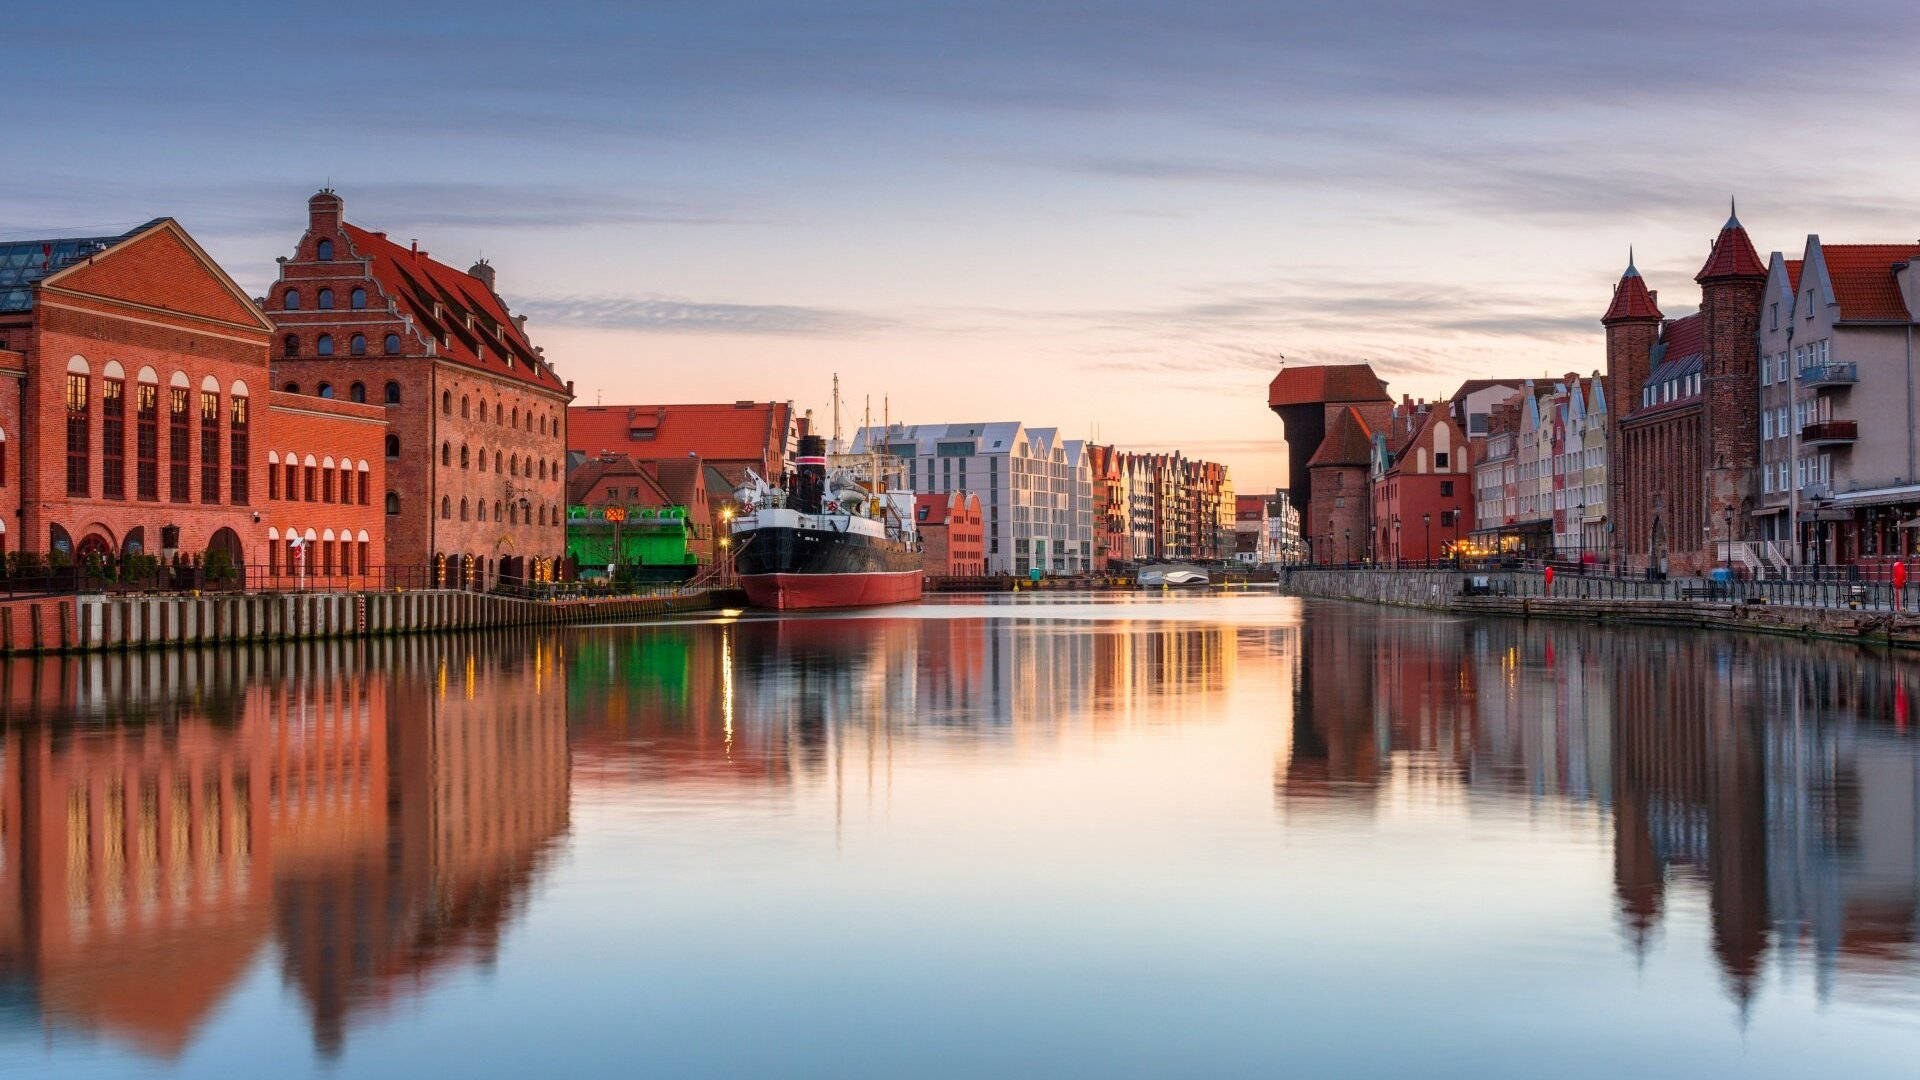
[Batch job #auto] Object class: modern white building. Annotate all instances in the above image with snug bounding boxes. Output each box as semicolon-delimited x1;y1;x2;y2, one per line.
851;421;1094;575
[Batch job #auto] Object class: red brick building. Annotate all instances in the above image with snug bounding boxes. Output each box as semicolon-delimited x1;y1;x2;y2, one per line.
1607;212;1765;574
0;217;386;583
916;492;985;577
1268;363;1393;561
1305;406;1377;564
264;190;572;588
1084;443;1125;572
1370;403;1472;564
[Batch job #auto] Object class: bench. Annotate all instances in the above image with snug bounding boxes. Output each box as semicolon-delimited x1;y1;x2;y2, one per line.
1679;586;1725;601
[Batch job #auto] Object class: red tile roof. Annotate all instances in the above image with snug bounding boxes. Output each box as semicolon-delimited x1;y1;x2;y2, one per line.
915;492;956;525
1785;259;1803;293
1661;311;1705;360
1602;265;1663;323
1818;243;1920;321
566;453;675;507
1306;406;1375;467
1268;364;1391;409
1695;218;1767;282
341;225;567;393
569;402;792;470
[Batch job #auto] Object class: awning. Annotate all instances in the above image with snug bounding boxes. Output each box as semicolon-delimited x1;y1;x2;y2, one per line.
1831;484;1920;508
1750;505;1788;517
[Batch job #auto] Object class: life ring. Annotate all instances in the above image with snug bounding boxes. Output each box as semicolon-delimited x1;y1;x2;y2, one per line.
823;499;840;513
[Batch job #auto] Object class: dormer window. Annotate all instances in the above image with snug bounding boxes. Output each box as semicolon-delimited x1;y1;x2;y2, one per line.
317;238;334;261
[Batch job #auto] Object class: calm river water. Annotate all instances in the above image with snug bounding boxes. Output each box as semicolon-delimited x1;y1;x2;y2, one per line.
4;592;1920;1077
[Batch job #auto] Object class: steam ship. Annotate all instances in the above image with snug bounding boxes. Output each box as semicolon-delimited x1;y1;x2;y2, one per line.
729;433;925;610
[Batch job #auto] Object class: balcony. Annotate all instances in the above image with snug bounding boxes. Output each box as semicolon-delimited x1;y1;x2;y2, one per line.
1800;420;1858;447
1797;362;1858;389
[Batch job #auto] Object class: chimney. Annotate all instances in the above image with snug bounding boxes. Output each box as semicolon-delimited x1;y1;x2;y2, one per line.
512;314;528;333
469;259;496;292
1647;290;1658;307
409;239;419;255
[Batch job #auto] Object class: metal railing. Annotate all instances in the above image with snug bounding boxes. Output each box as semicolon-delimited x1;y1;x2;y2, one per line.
1281;563;1920;612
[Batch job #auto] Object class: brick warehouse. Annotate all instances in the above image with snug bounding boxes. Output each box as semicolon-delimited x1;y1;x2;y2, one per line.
1606;210;1765;575
264;190;572;589
0;218;386;579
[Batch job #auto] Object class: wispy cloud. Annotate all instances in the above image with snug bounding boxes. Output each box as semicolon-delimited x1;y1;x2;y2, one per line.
519;294;888;335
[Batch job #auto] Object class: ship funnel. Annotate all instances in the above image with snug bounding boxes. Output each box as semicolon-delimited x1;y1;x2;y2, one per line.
794;434;828;513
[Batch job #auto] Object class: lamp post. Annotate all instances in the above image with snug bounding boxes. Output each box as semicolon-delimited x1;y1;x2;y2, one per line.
1392;518;1401;568
1342;527;1351;566
1422;511;1431;569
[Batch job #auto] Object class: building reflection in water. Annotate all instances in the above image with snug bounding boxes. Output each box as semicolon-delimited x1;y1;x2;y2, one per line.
1280;603;1920;1012
0;635;569;1060
564;612;1239;796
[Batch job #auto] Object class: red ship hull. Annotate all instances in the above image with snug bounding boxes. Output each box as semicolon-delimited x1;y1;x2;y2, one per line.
738;570;924;610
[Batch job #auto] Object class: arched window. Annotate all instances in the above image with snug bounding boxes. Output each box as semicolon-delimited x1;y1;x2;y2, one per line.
495;500;503;522
282;289;300;310
283;381;299;393
477;450;487;472
506;503;515;525
460;444;469;469
350;287;366;309
384;333;401;355
538;504;546;526
316;238;334;260
509;456;518;477
494;450;502;472
385;434;400;458
440;442;451;466
317;382;334;399
317;288;334;310
511;407;518;427
349;334;366;356
316;334;334;356
539;415;547;435
440;495;451;519
538;459;546;480
460;498;470;521
386;491;400;515
461;396;470;418
384;381;401;404
442;390;452;413
477;501;487;522
283;334;299;358
349;381;366;402
65;360;90;497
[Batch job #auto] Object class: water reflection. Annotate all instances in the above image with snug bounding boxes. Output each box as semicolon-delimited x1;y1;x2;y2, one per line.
1280;607;1920;1011
4;597;1920;1074
0;638;569;1060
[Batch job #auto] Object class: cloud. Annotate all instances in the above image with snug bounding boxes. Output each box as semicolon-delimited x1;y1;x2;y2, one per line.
518;294;887;335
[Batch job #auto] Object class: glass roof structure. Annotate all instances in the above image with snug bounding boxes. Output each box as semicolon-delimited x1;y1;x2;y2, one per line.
0;219;163;314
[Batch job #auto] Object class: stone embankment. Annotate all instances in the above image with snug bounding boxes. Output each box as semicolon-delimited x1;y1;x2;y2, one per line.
0;587;732;655
1281;568;1920;649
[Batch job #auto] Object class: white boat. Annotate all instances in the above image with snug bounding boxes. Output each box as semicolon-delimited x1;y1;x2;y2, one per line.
1137;565;1210;587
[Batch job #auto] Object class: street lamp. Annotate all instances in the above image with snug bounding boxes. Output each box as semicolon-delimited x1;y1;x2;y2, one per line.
1422;511;1431;569
1392;518;1401;568
1342;527;1350;566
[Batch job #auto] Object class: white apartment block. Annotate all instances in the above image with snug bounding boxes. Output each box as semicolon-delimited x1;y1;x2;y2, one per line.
852;421;1094;575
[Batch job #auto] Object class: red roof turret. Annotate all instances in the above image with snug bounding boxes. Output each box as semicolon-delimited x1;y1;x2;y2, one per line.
1602;251;1663;324
1695;201;1767;282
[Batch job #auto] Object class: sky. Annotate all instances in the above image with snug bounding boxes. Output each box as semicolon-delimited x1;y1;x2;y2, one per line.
10;1;1920;492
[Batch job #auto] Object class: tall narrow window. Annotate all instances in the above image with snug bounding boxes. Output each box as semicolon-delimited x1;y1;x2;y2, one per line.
285;460;298;500
305;463;318;502
102;377;125;499
229;395;249;505
322;466;334;503
168;387;190;502
269;456;280;499
136;383;159;500
357;469;368;505
65;372;90;497
358;538;369;574
199;389;220;503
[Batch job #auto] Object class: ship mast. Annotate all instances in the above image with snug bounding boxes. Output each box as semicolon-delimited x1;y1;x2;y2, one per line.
832;373;842;455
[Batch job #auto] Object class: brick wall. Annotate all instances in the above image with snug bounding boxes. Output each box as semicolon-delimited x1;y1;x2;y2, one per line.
1309;465;1370;564
260;390;388;586
1701;276;1764;544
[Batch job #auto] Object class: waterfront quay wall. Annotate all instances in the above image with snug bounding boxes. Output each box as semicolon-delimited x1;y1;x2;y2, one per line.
1280;568;1920;648
0;588;722;655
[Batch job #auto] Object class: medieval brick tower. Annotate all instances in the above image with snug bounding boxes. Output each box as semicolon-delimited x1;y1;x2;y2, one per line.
1694;205;1767;547
1602;253;1662;568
